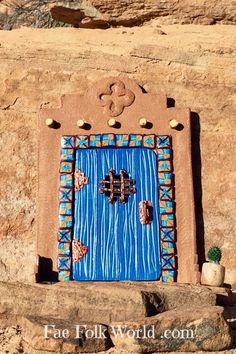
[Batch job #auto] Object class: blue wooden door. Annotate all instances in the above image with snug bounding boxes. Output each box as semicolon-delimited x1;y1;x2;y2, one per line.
73;148;161;281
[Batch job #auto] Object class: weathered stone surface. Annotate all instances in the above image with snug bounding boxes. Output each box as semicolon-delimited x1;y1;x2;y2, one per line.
103;349;236;354
0;25;235;284
21;316;113;353
206;286;233;306
0;0;236;30
0;310;233;354
0;307;235;353
50;0;236;27
110;306;233;353
0;323;24;353
0;282;216;323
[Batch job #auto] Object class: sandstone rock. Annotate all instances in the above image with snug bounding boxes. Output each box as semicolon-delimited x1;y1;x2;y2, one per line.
224;305;236;328
110;306;233;353
0;311;234;354
21;316;113;353
104;350;236;354
0;0;236;30
0;281;216;323
0;25;235;284
50;0;236;27
0;323;23;353
206;286;233;306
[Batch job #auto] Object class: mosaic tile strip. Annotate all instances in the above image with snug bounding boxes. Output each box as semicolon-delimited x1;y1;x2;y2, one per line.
58;133;176;282
59;202;73;216
90;134;102;147
156;135;175;281
58;270;71;281
61;136;75;148
160;228;175;242
58;229;72;243
102;134;116;147
159;186;174;201
158;172;173;186
75;135;89;148
60;161;73;174
156;135;171;148
129;134;142;147
160;201;174;214
161;255;176;270
158;160;172;172
59;188;73;202
58;137;74;281
60;174;73;188
157;148;171;161
162;270;175;282
160;213;175;228
116;134;129;147
162;242;175;255
59;215;73;228
143;135;155;148
61;148;74;161
63;134;173;151
58;256;71;271
58;242;71;256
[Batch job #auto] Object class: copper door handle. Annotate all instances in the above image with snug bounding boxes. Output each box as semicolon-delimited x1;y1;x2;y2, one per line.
139;201;153;224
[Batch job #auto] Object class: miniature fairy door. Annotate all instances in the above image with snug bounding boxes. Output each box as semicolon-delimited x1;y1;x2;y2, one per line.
73;147;161;281
39;77;199;284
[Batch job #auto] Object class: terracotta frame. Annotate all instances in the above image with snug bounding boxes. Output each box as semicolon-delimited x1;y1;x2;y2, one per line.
38;77;200;284
57;134;175;282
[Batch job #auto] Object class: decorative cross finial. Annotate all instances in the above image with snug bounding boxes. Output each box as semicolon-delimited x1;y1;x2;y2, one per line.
97;79;135;117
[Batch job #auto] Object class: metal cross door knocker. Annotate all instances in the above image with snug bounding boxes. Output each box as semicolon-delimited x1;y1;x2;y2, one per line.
99;169;136;204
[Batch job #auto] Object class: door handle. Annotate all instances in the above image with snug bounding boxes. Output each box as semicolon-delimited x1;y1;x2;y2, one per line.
139;201;153;224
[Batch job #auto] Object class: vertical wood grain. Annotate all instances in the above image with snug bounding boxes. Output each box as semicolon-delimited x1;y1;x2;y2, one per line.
73;148;161;280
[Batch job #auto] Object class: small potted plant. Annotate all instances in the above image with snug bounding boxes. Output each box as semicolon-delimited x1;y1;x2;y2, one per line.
201;246;225;287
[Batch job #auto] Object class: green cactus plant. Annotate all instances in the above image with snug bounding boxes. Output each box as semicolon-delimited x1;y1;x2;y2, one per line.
207;246;222;264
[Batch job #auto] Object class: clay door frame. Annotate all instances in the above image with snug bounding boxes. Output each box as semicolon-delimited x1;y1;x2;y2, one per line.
37;77;200;284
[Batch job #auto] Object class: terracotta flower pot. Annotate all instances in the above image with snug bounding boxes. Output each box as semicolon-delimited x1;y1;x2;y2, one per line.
201;262;225;287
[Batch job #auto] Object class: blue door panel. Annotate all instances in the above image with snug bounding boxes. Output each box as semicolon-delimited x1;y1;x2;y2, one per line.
73;148;161;281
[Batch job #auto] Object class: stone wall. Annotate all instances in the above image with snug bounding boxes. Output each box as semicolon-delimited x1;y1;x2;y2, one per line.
0;23;235;284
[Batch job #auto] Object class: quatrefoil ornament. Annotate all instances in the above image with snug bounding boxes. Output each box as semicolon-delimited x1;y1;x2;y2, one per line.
97;80;135;117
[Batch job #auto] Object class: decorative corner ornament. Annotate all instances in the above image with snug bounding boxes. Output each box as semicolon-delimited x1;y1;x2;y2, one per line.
74;169;89;191
72;240;88;262
96;79;135;117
